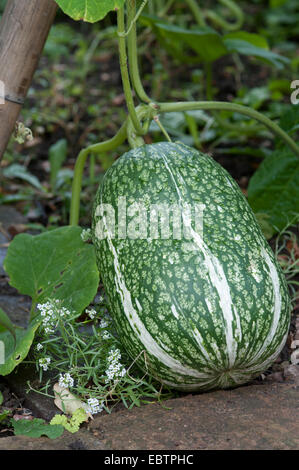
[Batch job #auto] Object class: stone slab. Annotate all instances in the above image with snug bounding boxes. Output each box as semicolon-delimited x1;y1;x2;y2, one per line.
89;382;299;450
0;430;107;450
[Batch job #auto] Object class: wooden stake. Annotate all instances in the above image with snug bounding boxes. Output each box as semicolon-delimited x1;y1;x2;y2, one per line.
0;0;57;159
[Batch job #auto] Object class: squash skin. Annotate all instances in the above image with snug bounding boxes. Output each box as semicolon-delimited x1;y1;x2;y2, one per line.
92;142;291;391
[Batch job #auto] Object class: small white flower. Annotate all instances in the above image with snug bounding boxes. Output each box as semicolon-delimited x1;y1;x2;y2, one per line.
36;343;43;351
86;398;104;415
58;373;74;389
44;326;55;334
81;228;92;242
86;308;97;320
39;357;51;371
102;331;111;340
37;300;71;334
108;349;121;362
105;348;126;383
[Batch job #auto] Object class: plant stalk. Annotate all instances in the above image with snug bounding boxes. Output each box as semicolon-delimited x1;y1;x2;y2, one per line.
69;121;128;226
158;101;299;157
117;6;144;135
127;0;153;104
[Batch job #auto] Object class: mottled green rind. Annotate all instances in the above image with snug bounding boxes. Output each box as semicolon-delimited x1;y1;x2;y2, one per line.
92;142;291;392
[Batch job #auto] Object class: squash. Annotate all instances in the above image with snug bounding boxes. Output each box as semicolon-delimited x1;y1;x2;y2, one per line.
92;142;290;391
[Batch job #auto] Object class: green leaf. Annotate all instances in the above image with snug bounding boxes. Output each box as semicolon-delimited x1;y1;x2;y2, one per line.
141;16;288;68
3;164;44;191
223;36;289;69
11;417;64;439
50;408;87;434
0;308;16;346
0;409;11;424
248;147;299;231
224;31;269;49
140;15;227;63
49;139;68;190
278;106;299;135
157;23;227;63
3;226;99;315
155;23;227;63
55;0;125;23
0;320;40;376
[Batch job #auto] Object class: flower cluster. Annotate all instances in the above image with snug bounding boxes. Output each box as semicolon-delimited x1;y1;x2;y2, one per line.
58;373;74;389
39;357;51;371
37;299;71;334
86;308;97;320
101;331;111;340
105;348;126;384
86;398;104;415
80;228;92;242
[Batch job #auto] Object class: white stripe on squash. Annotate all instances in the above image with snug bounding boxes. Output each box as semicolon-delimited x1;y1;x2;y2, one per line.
161;150;239;368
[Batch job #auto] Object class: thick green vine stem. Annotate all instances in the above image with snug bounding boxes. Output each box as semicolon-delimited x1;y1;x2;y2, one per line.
69;121;128;226
127;0;153;104
117;6;144;135
158;101;299;158
127;104;154;148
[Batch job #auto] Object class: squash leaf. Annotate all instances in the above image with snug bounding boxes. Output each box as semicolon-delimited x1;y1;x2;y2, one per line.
140;15;227;63
223;37;289;69
0;320;40;376
0;308;16;346
3;226;99;316
55;0;125;23
140;15;288;69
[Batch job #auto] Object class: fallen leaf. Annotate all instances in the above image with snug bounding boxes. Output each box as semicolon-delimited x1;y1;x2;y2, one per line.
53;384;92;420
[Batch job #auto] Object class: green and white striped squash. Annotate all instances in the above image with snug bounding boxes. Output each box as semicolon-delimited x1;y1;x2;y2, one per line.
92;142;290;392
